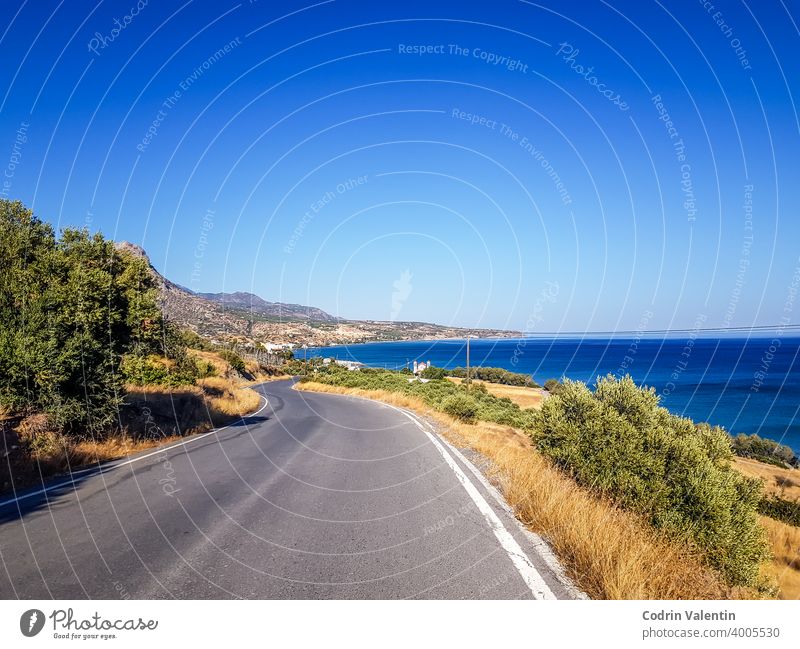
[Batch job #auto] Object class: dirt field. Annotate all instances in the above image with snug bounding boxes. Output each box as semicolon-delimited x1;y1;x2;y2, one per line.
446;377;545;409
734;457;800;499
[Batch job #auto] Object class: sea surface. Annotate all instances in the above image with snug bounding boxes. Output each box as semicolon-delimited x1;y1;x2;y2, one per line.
308;337;800;452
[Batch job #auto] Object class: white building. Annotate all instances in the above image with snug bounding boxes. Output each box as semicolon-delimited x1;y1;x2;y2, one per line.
263;342;295;352
412;360;431;375
334;359;362;371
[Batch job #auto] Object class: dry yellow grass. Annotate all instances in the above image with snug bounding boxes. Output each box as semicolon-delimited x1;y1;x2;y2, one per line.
189;349;232;376
72;376;261;467
197;376;262;418
189;349;291;386
298;381;753;599
3;374;262;493
734;457;800;500
759;516;800;600
125;376;262;429
70;433;182;464
8;413;183;483
446;377;545;409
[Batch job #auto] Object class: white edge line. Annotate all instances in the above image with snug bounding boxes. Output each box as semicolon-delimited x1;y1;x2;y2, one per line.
293;387;557;599
297;387;566;599
373;400;558;600
401;408;587;600
0;391;270;509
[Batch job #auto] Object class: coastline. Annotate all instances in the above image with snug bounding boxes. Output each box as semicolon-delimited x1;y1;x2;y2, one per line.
306;336;800;453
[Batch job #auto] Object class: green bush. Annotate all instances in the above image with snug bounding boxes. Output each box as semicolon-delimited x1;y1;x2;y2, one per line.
449;366;538;387
759;496;800;527
532;375;768;587
732;433;798;468
121;354;198;387
283;356;324;375
469;381;488;394
441;393;479;423
420;365;447;380
195;359;217;379
180;329;214;351
304;364;533;429
218;349;247;374
121;355;170;385
544;378;563;395
0;199;172;435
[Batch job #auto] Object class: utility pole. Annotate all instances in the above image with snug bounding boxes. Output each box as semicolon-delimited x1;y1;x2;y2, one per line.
466;335;471;392
304;345;308;375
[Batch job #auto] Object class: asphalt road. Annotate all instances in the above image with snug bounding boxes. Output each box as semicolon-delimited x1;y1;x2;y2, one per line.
0;379;578;599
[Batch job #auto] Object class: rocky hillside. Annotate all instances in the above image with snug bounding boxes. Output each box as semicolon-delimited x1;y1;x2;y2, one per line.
115;242;519;346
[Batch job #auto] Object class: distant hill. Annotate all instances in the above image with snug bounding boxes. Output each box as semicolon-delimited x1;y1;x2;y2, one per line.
114;241;519;346
197;291;337;322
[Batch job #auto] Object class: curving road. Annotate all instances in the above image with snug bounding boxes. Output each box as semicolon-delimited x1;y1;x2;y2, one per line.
0;379;578;599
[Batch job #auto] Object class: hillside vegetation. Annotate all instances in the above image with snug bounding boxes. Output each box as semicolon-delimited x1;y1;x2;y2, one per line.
535;376;768;588
732;432;798;468
439;365;538;387
0;199;264;492
0;200;165;433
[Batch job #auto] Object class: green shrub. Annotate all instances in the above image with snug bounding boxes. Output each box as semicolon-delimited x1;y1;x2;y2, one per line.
531;375;768;587
449;366;538;387
121;355;170;385
0;199;197;435
179;329;215;351
218;349;247;374
284;356;326;375
121;354;197;387
305;364;532;429
732;433;798;467
544;378;563;395
420;365;447;380
195;359;217;378
24;427;68;459
469;381;488;394
759;496;800;527
441;393;479;423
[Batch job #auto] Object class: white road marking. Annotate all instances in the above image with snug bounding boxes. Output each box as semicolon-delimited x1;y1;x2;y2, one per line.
400;407;584;599
382;402;557;600
0;393;270;509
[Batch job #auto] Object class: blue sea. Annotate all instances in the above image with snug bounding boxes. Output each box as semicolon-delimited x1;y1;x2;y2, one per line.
308;337;800;452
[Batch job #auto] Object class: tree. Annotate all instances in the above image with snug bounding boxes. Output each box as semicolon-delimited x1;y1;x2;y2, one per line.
0;199;171;436
420;365;446;380
543;378;563;395
0;200;57;412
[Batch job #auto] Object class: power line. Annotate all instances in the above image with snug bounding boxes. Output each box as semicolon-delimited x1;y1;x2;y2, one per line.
518;323;800;337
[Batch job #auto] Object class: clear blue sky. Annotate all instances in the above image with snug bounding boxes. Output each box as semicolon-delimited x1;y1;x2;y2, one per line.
1;0;798;332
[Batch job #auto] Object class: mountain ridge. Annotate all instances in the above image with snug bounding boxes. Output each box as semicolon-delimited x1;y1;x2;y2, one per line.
114;241;520;346
196;290;338;322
